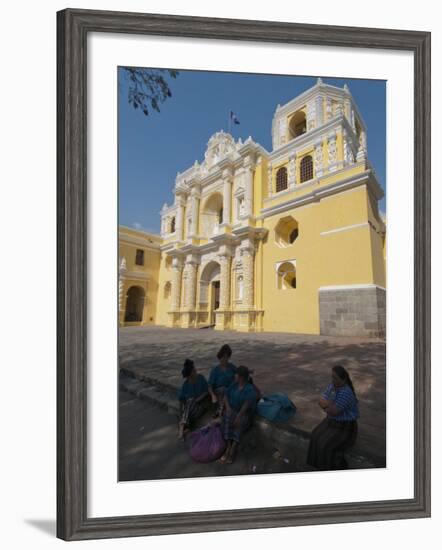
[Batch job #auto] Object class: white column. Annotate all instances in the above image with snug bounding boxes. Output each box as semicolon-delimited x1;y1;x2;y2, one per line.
288;153;296;188
222;168;233;225
183;255;199;311
243;156;254;219
118;257;127;323
171;258;183;311
356;130;367;163
219;247;233;309
314;139;324;177
175;194;185;241
189;186;200;237
241;240;255;309
315;94;324;127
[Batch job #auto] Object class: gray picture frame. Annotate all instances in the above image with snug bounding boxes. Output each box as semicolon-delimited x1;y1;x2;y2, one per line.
57;8;431;541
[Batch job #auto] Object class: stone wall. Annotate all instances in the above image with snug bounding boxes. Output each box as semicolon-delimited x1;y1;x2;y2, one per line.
319;285;386;338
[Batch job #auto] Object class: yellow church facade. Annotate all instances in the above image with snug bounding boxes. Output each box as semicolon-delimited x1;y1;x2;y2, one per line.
119;79;386;337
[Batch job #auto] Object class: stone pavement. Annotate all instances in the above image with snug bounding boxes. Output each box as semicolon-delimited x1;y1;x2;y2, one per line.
119;326;386;467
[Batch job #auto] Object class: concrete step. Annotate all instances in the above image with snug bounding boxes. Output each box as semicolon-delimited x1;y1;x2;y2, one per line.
119;368;376;470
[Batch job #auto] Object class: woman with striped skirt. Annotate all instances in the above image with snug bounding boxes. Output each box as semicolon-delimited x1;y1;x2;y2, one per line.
307;365;359;470
178;359;209;440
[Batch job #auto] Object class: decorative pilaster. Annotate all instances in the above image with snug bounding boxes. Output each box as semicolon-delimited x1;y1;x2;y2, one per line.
327;131;338;172
325;97;333;121
215;247;233;330
288;153;296;188
356;130;367;164
343;129;355;165
175;193;185;241
170;258;183;311
267;163;273;197
314;139;324;177
118;257;127;325
168;257;183;327
181;254;200;328
243;155;255;221
222;168;233;226
189;186;200;238
241;240;255;309
315;94;324;127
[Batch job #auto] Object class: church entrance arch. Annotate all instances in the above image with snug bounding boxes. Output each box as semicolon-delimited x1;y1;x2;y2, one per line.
199;260;221;325
124;285;145;323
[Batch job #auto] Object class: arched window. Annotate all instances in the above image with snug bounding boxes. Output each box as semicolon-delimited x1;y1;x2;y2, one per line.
275;216;299;247
170;216;176;233
277;262;297;290
218;207;223;224
289;110;307;139
300;155;313;183
289;227;299;244
275;167;288;193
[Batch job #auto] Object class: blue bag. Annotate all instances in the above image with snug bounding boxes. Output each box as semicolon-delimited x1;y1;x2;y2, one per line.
257;393;296;422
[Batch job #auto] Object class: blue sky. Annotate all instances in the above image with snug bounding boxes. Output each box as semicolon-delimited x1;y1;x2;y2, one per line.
118;69;386;233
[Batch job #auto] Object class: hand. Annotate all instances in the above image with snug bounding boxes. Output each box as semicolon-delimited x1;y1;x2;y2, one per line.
319;397;329;409
211;393;217;404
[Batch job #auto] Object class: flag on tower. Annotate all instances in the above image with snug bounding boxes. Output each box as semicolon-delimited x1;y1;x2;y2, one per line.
229;110;240;125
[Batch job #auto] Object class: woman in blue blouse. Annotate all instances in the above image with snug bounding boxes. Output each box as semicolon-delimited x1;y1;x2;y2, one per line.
178;359;209;440
208;344;237;417
307;365;359;470
220;365;257;464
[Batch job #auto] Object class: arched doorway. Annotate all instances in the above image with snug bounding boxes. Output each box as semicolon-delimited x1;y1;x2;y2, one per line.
124;285;145;323
201;193;224;238
199;260;221;325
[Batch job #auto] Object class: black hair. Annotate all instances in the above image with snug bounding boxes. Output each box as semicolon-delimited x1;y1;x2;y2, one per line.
181;358;195;379
236;365;250;382
217;344;232;361
332;365;357;399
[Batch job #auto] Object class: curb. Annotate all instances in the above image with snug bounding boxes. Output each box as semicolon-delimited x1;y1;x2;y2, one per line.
119;367;377;469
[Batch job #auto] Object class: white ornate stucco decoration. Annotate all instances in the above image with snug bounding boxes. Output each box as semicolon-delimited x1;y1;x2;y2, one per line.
343;130;355;165
327;131;338;171
314;140;324;176
278;118;287;146
202;131;238;171
307;101;316;131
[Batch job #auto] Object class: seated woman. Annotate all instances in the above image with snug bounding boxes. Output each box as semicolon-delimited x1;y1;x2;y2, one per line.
208;344;237;417
307;365;359;470
220;365;257;464
178;359;209;440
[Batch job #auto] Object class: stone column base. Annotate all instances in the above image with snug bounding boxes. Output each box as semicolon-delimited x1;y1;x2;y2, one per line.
319;284;386;338
167;311;181;328
214;310;232;330
180;311;197;328
231;310;264;332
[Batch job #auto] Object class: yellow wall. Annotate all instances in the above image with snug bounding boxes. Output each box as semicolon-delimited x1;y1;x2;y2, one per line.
260;186;378;334
119;227;161;326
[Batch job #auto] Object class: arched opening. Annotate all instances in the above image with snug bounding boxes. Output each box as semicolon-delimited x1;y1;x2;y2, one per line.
124;286;145;322
275;216;299;247
199;260;221;324
275;166;288;193
170;216;176;233
277;262;297;290
201;193;224;237
300;155;314;183
289;110;307;139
